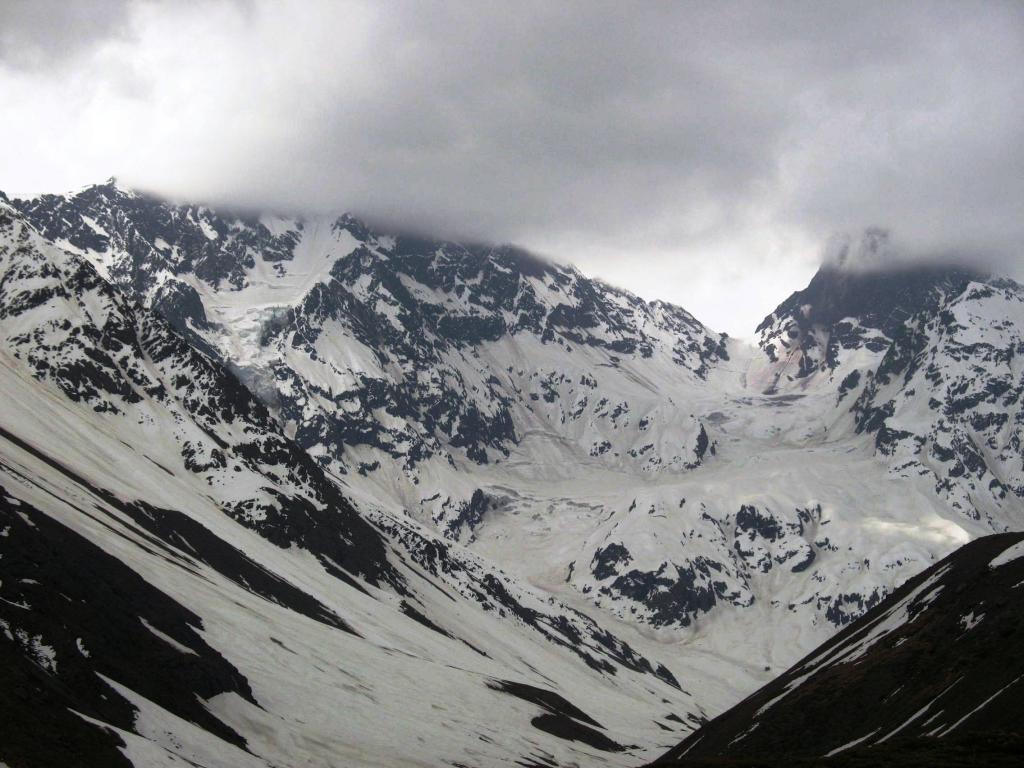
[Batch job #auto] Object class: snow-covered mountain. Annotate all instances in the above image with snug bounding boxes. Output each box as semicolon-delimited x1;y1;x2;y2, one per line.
755;230;1024;529
653;531;1024;764
2;182;1023;766
0;201;710;768
8;180;728;473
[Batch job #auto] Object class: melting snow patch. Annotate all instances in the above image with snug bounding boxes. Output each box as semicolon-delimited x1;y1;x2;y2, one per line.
938;676;1023;736
774;563;950;695
196;213;219;240
876;678;961;744
990;540;1024;569
876;703;933;744
958;611;984;632
752;563;954;716
825;728;880;756
139;617;198;656
80;215;109;237
14;628;57;673
728;721;759;745
678;735;703;758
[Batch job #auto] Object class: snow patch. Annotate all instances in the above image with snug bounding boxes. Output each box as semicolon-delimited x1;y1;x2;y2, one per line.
990;540;1024;569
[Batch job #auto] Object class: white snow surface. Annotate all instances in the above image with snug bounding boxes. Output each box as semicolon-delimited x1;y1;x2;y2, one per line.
991;540;1024;569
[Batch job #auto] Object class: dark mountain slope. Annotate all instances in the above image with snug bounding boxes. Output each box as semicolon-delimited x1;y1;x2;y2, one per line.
0;487;258;768
653;532;1024;766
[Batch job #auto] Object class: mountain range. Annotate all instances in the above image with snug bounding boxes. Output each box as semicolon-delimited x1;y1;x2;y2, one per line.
1;180;1021;767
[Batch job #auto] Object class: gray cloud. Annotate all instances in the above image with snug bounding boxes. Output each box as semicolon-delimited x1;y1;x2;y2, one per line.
0;0;1022;334
0;0;133;69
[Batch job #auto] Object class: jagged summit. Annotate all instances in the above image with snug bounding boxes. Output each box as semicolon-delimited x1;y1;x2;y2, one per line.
755;230;991;386
762;251;985;342
766;260;983;336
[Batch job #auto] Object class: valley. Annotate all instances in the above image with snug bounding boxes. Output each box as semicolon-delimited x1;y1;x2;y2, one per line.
1;183;1021;767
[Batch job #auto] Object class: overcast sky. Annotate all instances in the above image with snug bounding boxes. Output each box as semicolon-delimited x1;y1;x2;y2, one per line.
1;1;1022;336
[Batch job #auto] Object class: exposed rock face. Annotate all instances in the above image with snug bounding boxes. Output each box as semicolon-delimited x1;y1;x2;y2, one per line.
0;202;397;589
851;279;1024;525
756;252;983;385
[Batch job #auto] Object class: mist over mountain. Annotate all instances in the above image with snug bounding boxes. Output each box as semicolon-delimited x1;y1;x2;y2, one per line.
3;3;1023;766
4;1;1023;336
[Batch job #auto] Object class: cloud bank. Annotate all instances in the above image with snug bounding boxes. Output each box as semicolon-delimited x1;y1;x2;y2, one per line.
1;0;1021;334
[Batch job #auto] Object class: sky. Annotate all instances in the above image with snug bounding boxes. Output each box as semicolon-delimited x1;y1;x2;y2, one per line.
1;1;1022;336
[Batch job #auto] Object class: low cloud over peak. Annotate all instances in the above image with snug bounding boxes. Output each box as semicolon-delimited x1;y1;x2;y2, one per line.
1;0;1022;335
818;227;1005;278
